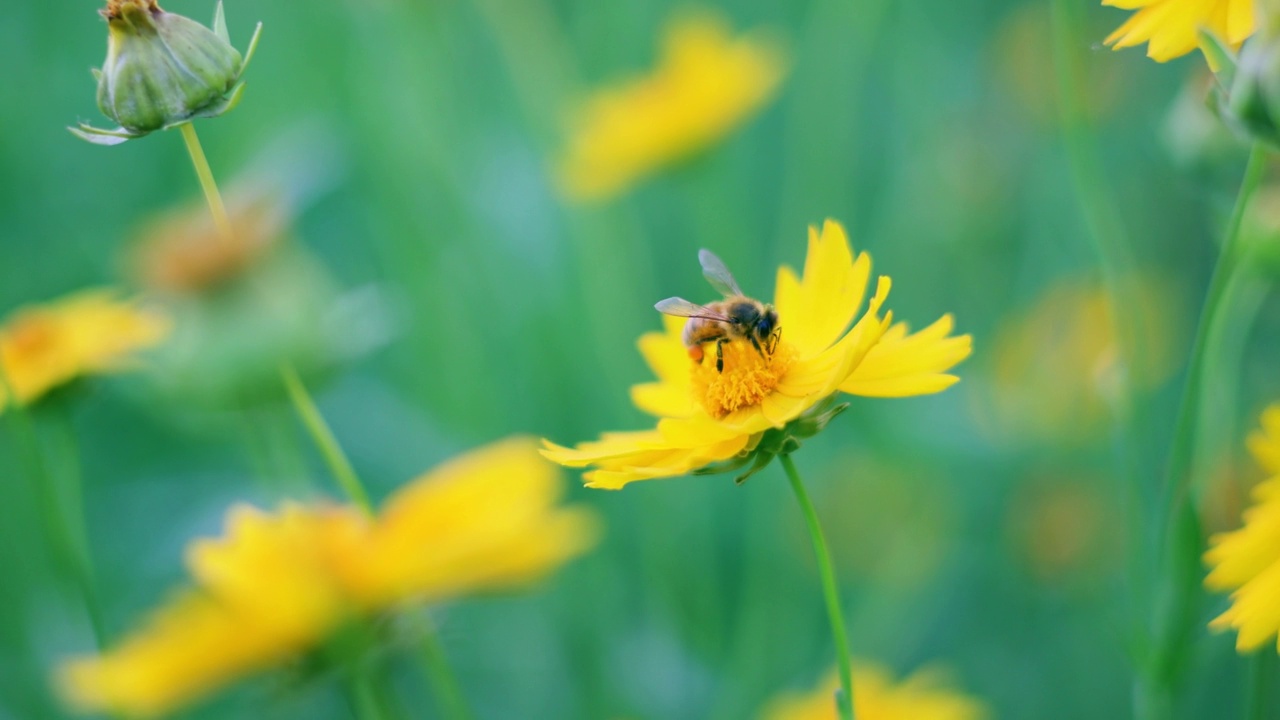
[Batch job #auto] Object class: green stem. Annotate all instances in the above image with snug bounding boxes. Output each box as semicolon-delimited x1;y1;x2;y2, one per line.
178;122;234;239
0;373;106;649
1141;143;1269;718
1247;651;1272;720
279;364;374;514
780;453;854;720
411;613;475;720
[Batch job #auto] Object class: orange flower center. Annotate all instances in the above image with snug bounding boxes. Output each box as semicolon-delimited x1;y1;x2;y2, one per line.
691;337;796;418
5;312;59;363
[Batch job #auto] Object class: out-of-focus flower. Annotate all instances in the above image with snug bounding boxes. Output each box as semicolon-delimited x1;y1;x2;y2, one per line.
1006;475;1120;584
542;220;970;489
58;505;347;717
1205;404;1280;651
133;146;387;407
71;0;262;145
761;664;987;720
0;290;169;413
1102;0;1253;63
129;191;286;294
557;10;786;200
981;276;1179;446
57;438;598;717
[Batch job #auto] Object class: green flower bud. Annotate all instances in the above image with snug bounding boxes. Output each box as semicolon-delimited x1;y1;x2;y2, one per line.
71;0;261;146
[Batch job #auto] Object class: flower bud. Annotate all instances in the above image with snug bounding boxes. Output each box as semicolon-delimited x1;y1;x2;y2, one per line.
71;0;261;145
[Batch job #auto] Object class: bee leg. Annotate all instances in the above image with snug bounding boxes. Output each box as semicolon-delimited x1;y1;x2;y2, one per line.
768;328;782;354
748;334;764;357
716;339;726;373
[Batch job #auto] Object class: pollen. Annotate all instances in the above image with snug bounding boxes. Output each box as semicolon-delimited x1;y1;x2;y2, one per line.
691;337;796;418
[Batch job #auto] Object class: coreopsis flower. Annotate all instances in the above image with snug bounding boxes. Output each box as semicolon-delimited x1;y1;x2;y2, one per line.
541;220;971;488
0;290;170;413
57;438;598;717
1102;0;1254;62
558;10;786;200
1204;404;1280;651
71;0;262;145
761;663;987;720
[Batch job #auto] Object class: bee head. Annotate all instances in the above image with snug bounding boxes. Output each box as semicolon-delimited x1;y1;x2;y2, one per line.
754;307;778;340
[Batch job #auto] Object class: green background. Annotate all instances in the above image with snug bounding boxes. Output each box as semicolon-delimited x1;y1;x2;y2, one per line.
1;0;1275;717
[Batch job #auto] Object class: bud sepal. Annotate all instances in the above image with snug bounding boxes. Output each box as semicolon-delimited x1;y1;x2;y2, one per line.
70;0;262;146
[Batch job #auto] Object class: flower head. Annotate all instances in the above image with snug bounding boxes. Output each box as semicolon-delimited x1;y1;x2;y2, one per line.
761;663;988;720
0;289;170;412
1204;403;1280;651
57;438;598;717
1102;0;1254;62
558;9;786;200
70;0;262;145
129;188;287;294
542;220;971;488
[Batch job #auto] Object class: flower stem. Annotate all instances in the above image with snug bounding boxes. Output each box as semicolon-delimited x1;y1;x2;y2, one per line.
1247;651;1273;720
279;364;374;515
178;122;234;239
780;453;854;720
0;373;106;649
1140;143;1269;719
412;613;475;720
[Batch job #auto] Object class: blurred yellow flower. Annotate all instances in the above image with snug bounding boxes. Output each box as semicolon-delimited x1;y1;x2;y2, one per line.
1102;0;1254;62
1205;404;1280;652
0;289;169;412
761;663;988;720
542;220;970;489
58;438;598;717
558;10;786;200
982;276;1178;445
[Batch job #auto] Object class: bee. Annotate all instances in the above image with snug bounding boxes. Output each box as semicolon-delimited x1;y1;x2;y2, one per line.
655;249;780;373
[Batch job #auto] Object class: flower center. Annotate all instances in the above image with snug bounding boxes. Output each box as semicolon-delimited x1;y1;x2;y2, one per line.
6;312;59;363
691;337;796;418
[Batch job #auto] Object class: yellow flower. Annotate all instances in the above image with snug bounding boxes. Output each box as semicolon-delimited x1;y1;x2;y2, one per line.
1205;403;1280;651
761;663;988;720
59;505;348;717
542;220;971;489
558;9;786;200
1102;0;1254;62
58;438;598;717
0;289;169;412
982;276;1179;445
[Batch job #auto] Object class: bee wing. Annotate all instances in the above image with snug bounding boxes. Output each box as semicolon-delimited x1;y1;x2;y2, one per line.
655;297;732;321
698;249;744;297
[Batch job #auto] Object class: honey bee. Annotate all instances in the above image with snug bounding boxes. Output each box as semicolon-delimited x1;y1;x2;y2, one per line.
655;249;780;373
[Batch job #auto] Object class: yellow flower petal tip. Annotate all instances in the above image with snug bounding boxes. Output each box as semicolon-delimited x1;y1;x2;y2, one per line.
556;8;788;201
543;218;969;488
760;663;989;720
1204;402;1280;653
0;289;170;412
1101;0;1254;63
55;437;598;717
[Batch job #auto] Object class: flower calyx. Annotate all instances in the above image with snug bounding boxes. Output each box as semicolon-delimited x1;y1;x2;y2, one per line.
693;395;850;485
70;0;262;146
1203;23;1280;149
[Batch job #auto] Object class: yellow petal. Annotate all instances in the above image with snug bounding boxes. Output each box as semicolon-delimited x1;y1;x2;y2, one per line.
841;314;973;398
773;220;871;357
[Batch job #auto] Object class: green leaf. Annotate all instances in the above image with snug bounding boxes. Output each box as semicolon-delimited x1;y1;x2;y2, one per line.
212;0;229;44
239;22;265;78
67;124;137;146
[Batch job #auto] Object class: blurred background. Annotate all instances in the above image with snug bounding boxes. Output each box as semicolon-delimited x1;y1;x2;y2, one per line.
3;0;1278;717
